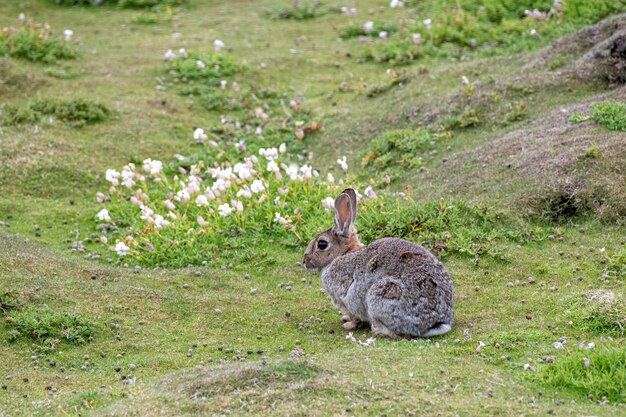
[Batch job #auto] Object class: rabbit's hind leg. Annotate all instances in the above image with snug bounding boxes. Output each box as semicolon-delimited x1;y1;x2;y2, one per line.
370;320;401;339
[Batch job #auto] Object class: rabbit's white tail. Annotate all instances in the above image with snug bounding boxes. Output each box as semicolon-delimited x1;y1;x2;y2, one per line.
422;323;451;337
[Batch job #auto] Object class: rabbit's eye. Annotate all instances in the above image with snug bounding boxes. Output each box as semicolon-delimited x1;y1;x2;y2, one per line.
317;239;329;250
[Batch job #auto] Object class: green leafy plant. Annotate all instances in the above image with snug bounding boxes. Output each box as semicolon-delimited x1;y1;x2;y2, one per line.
344;0;625;66
339;22;399;39
265;0;324;20
591;101;626;131
569;111;592;123
0;19;78;64
165;51;241;84
2;99;110;127
361;128;445;169
504;101;528;123
0;290;19;315
6;307;100;350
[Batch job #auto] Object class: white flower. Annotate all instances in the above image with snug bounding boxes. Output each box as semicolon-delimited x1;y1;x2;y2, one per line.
327;173;335;184
234;162;255;180
163;200;176;211
211;178;229;194
140;205;155;222
164;49;175;61
220;80;227;90
121;168;135;189
267;160;280;173
178;48;188;58
115;242;130;256
186;177;202;195
259;147;279;161
214;39;225;52
205;188;216;200
553;342;564;349
196;194;209;207
193;128;208;141
363;21;374;33
300;164;313;179
390;0;403;8
379;31;388;39
423;19;432;30
285;164;299;180
461;75;470;86
218;203;232;216
322;197;335;212
95;209;111;222
530;29;539;37
337;156;348;173
279;143;287;154
236;186;252;199
412;33;421;45
105;169;121;186
197;215;209;227
96;192;108;203
250;179;265;193
63;29;73;41
196;60;206;69
19;13;25;21
231;199;244;212
274;212;289;225
364;186;378;200
142;158;163;176
154;214;170;229
176;189;190;203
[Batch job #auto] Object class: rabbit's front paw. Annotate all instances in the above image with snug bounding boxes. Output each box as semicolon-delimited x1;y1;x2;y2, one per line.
342;320;359;330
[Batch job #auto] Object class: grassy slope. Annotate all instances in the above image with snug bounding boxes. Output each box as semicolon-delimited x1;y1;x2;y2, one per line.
0;0;624;415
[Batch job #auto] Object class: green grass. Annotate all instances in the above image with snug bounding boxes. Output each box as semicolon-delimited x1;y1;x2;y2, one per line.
5;307;101;351
540;344;626;403
0;0;625;415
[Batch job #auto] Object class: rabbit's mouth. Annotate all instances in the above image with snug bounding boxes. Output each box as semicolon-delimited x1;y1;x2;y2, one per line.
302;256;321;272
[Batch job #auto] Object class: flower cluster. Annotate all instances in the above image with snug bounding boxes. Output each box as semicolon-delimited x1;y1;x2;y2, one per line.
95;139;379;261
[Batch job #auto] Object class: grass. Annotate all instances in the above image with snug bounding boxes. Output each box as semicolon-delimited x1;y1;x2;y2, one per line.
0;0;625;415
540;344;626;403
5;307;101;351
1;98;110;127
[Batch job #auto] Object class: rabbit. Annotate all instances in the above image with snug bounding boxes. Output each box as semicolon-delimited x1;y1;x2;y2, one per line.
302;188;454;338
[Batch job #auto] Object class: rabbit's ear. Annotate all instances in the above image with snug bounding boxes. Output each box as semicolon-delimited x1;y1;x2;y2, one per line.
342;188;357;223
333;192;353;237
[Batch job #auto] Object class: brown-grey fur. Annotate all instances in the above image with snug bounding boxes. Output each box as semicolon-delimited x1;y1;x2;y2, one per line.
303;189;454;338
